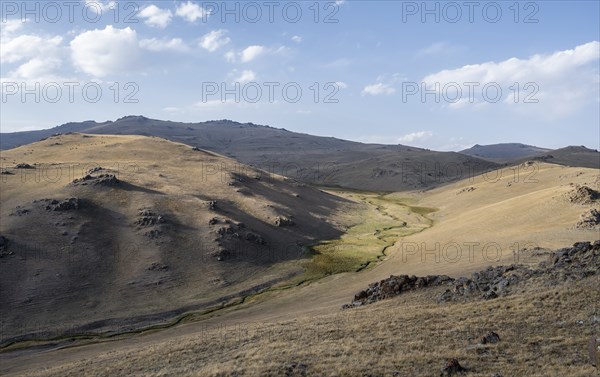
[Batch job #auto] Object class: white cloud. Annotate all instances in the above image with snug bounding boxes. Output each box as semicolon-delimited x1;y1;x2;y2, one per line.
176;1;208;22
13;57;62;80
224;50;236;62
362;82;395;96
0;23;66;82
335;81;348;89
0;19;27;36
234;70;256;83
416;42;452;57
240;45;266;62
200;29;230;52
361;73;403;96
291;35;302;43
82;0;116;13
1;34;63;64
398;131;433;143
422;41;600;117
140;38;189;52
138;5;173;28
70;26;140;77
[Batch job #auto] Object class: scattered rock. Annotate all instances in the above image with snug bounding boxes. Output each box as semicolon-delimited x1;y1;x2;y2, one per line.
15;163;35;169
71;174;119;187
440;358;466;376
457;186;476;195
481;331;501;344
565;185;599;204
208;201;218;210
345;241;599;308
1;170;14;175
343;274;453;308
576;209;600;229
86;167;104;174
281;361;308;377
135;209;165;227
245;232;265;245
148;262;169;272
274;216;295;227
42;198;81;211
208;217;219;225
192;147;201;151
11;207;30;216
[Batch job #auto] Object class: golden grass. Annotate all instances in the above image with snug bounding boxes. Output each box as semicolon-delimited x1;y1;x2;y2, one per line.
16;276;599;377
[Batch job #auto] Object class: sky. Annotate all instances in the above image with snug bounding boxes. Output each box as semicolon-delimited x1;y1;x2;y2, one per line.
1;0;599;151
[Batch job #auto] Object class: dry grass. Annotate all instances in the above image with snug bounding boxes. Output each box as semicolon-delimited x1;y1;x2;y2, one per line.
13;275;598;377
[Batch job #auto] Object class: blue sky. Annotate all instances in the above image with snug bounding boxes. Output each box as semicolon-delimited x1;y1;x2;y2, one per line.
1;1;599;150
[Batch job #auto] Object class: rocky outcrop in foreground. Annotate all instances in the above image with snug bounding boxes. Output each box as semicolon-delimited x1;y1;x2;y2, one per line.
344;241;599;308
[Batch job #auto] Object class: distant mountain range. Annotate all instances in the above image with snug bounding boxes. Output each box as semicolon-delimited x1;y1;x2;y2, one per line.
1;116;598;190
460;143;552;162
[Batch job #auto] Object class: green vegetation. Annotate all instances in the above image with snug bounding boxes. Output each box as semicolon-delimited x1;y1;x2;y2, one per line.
300;192;436;280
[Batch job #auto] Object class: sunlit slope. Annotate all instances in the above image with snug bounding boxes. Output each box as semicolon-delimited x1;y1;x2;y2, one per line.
0;133;360;343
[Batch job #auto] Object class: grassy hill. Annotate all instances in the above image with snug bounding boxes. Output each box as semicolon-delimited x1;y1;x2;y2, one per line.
0;133;361;344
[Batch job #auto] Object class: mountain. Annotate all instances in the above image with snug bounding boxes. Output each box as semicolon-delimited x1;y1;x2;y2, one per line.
0;133;360;344
527;145;600;169
459;143;551;162
1;116;501;192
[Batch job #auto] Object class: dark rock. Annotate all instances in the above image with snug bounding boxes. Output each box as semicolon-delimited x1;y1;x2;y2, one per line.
208;201;218;210
209;217;219;225
274;216;295;227
481;331;501;344
44;198;81;211
440;358;466;376
71;173;119;187
148;262;169;271
15;163;35;169
244;232;265;245
1;170;14;175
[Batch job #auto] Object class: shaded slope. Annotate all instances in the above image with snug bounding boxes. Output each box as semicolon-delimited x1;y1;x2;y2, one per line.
0;133;359;344
1;116;500;191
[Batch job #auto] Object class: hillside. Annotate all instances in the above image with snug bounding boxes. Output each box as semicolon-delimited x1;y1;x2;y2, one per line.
0;116;500;191
460;143;551;163
528;145;600;169
0;133;361;345
1;161;598;376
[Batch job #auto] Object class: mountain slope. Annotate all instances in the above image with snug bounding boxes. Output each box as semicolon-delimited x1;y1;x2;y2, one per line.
1;116;501;191
0;133;360;344
460;143;551;162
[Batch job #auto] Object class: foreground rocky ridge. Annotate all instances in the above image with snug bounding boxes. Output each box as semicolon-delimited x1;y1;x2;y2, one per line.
344;241;600;308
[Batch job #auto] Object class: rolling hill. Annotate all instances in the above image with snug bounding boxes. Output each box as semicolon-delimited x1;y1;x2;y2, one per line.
0;133;361;345
1;116;501;191
460;143;551;162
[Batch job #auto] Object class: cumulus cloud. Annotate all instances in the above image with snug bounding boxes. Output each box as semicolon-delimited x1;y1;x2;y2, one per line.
0;21;66;81
1;34;63;64
234;70;256;83
176;1;208;22
70;26;140;77
240;45;266;62
397;131;433;143
224;50;236;62
362;83;395;96
422;41;600;117
200;29;230;52
291;35;302;43
361;73;403;96
140;38;189;52
138;5;173;28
